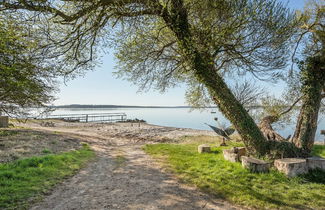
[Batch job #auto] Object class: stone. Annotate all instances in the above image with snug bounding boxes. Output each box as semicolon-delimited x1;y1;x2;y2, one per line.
306;157;325;170
241;156;270;173
274;158;307;177
0;116;9;128
223;147;246;162
198;144;211;153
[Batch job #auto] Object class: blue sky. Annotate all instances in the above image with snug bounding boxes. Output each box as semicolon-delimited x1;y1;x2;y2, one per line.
54;0;306;106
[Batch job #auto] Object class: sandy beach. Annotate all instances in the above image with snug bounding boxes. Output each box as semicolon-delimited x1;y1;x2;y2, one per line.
8;120;242;210
17;120;219;145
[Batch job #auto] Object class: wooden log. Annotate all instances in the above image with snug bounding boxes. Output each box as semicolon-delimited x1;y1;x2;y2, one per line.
241;156;270;173
223;149;239;162
223;147;246;162
231;147;246;157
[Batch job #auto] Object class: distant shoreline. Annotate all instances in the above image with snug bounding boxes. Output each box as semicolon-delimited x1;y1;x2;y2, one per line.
52;104;214;109
51;104;325;110
51;104;269;109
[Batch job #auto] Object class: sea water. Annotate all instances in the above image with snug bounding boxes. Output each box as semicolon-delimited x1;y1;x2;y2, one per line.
49;107;324;142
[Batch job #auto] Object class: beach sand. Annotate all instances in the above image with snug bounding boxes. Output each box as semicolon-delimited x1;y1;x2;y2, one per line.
11;120;242;210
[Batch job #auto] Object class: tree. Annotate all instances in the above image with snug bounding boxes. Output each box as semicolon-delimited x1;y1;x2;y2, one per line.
0;14;57;116
291;1;325;154
258;1;325;156
0;0;311;157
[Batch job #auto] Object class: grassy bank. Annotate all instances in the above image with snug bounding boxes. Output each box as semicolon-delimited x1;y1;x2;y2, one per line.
144;137;325;209
0;144;95;209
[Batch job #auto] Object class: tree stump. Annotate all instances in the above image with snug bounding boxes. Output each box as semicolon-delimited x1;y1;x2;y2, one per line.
241;156;270;173
198;144;211;153
0;116;9;128
223;147;246;162
306;157;325;170
274;158;307;177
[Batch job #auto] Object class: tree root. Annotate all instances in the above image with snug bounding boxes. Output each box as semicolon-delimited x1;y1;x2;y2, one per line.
264;141;306;159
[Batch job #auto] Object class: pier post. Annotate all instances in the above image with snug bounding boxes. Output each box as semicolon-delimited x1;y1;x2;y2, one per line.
85;114;88;123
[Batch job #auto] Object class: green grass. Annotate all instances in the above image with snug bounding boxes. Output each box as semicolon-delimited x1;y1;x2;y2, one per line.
0;144;95;209
42;149;52;154
0;130;18;136
312;144;325;157
144;141;325;210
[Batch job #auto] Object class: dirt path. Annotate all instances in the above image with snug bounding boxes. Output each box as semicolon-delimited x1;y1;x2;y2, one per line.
21;122;242;210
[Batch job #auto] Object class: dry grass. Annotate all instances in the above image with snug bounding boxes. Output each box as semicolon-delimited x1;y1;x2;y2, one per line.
0;128;82;163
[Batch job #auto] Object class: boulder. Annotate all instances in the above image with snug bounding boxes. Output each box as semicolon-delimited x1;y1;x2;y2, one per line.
198;144;211;153
306;157;325;170
274;158;307;177
241;156;270;173
0;116;9;128
223;147;246;162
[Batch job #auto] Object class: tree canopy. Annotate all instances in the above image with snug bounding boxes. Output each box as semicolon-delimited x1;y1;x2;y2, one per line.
1;0;323;157
0;14;56;116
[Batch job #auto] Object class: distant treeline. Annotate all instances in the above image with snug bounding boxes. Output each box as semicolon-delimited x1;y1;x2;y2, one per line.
51;104;324;109
52;104;197;109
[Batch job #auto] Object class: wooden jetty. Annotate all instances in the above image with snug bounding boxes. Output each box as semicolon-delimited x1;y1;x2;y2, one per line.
42;113;127;123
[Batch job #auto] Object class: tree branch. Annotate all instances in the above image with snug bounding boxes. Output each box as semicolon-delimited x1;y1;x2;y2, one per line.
279;96;302;116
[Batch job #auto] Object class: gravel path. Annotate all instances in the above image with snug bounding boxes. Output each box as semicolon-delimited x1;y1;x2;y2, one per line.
19;122;243;210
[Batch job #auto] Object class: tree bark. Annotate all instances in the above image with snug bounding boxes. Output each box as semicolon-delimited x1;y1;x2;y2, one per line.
259;116;287;142
292;56;325;155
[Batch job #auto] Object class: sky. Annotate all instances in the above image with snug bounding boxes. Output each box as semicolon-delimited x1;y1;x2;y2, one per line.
54;0;306;106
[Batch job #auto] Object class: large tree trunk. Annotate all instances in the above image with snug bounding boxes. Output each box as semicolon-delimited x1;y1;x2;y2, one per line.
259;116;287;142
160;0;298;157
292;56;325;155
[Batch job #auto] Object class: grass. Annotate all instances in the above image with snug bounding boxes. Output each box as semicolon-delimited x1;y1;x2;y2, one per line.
144;137;325;210
0;130;18;136
42;149;52;154
312;144;325;157
0;144;95;209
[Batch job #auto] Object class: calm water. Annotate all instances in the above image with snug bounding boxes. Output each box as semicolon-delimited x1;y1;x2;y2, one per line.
50;108;325;142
